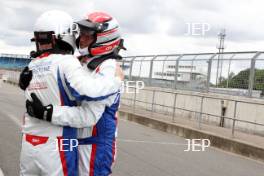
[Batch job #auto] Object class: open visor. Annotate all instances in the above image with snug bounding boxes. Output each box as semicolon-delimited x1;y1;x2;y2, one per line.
75;19;105;32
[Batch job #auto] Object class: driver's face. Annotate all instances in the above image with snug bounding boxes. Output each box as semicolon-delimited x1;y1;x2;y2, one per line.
79;31;95;49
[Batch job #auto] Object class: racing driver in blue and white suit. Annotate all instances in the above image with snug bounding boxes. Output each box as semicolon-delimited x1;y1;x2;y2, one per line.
23;11;125;176
19;10;123;176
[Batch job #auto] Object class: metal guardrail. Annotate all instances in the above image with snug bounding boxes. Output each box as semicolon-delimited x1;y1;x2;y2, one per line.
118;51;264;98
2;51;264;98
121;86;264;136
2;62;264;136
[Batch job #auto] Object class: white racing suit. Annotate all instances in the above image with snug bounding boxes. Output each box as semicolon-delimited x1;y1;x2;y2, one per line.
20;53;121;176
50;58;120;176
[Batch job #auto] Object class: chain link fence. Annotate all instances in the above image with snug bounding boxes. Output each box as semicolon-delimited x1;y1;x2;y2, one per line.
1;51;264;98
119;51;264;98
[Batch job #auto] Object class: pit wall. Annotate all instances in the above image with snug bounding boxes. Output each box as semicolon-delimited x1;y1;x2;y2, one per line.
121;86;264;135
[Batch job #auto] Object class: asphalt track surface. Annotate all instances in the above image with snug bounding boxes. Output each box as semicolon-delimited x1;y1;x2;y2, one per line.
0;82;264;176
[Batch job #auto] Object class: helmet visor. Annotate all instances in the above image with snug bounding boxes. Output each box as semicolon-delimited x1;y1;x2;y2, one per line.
76;20;102;32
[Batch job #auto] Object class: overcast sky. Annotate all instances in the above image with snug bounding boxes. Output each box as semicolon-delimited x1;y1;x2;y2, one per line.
1;0;264;56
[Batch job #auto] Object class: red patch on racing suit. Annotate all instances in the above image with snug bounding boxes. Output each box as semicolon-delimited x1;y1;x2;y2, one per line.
26;134;49;146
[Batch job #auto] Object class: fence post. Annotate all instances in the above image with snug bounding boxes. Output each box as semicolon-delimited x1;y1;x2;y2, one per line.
172;93;177;122
232;101;237;137
248;52;261;97
129;57;136;81
133;86;137;111
206;54;216;92
148;56;156;86
174;55;183;89
226;54;236;88
151;89;156;112
198;96;204;129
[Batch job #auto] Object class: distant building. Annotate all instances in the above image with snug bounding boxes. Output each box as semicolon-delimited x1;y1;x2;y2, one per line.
154;65;207;83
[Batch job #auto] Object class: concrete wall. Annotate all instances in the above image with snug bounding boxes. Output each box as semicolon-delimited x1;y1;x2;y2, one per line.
121;86;264;135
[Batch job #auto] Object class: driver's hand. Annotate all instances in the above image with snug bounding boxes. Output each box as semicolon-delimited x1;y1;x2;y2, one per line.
19;66;32;91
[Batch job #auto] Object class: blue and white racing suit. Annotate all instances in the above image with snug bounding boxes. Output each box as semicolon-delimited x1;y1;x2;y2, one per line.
20;53;121;176
50;58;120;176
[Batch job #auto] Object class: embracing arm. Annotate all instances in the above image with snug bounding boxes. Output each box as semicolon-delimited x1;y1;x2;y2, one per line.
26;58;120;128
52;59;119;128
61;56;122;101
51;94;117;128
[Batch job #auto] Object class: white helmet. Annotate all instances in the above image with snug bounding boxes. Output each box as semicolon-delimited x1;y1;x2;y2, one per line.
33;10;76;53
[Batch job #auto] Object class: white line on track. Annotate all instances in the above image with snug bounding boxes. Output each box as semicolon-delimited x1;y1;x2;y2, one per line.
0;167;4;176
117;138;189;145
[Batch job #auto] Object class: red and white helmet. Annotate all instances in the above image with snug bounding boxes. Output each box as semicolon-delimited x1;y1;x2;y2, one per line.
76;12;122;57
